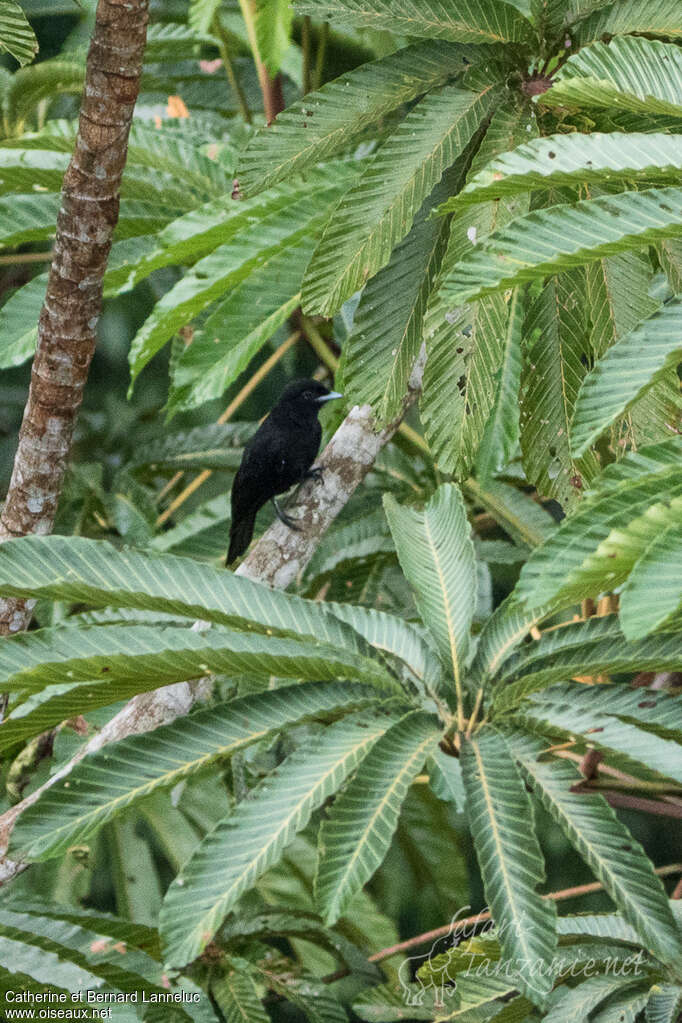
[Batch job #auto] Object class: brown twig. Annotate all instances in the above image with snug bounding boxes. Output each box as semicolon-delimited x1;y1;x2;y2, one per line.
320;863;682;982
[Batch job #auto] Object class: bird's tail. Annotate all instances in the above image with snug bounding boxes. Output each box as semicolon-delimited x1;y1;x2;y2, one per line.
227;510;257;566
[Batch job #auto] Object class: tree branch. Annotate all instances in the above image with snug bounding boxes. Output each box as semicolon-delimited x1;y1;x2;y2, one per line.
0;359;425;886
0;0;149;637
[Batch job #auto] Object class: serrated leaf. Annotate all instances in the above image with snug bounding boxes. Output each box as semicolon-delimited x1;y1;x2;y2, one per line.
302;82;502;316
128;422;256;473
521;270;600;507
0;0;38;65
505;729;682;966
439;187;682;305
0;622;396;696
384;485;476;710
573;0;682;44
527;680;682;744
292;0;534;44
572;295;682;456
0;272;45;369
10;683;387;862
466;478;557;549
325;599;444;701
522;684;682;786
619;521;682;639
542;37;682;120
442;133;682;211
475;286;524;480
0;535;386;658
237;41;478;196
211;968;269;1023
514;437;682;611
341;171;456;423
315;710;441;924
421;98;536;477
171;238;310;409
492;616;682;713
128;175;349;384
159;711;400;966
543;975;649;1023
470;594;553;685
645;985;682;1023
460;728;557;1004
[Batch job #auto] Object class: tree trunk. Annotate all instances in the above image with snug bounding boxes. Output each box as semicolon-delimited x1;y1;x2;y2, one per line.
0;0;149;636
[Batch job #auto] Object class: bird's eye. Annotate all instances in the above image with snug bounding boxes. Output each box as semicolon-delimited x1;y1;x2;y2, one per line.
303;390;314;401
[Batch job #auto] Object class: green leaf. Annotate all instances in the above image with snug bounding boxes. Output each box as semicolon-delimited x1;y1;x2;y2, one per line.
302;81;502;316
646;985;682;1023
475;286;524;480
492;616;682;713
0;193;59;247
441;133;682;210
506;729;682;966
592;988;651;1023
384;485;476;708
4;60;83;135
619;521;682;639
529;680;682;743
420;97;537;478
211;968;269;1023
0;0;38;65
292;0;534;44
470;594;553;685
315;710;441;923
0;622;396;696
520;270;600;507
465;477;557;549
128;422;256;473
0;272;45;369
460;728;557;1004
522;685;682;786
170;239;309;410
542;37;682;119
159;711;400;966
573;0;682;44
128;175;348;384
237;41;478;196
514;437;682;611
571;295;682;456
428;747;466;812
439;187;682;305
341;173;455;423
10;682;384;862
325;600;444;700
188;0;222;34
543;975;650;1023
0;909;207;1022
254;0;293;76
0;535;384;658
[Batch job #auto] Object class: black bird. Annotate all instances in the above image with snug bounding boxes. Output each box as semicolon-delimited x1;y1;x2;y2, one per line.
226;379;342;565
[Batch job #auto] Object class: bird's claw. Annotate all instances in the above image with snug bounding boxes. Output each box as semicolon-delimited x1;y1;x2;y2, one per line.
306;465;324;483
272;497;301;531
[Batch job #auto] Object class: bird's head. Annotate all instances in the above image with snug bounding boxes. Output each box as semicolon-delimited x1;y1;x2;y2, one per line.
277;379;343;411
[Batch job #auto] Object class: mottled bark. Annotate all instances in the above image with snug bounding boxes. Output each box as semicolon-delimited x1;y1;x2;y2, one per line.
0;361;424;885
0;0;149;635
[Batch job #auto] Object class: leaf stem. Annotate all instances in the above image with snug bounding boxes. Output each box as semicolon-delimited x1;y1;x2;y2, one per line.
313;22;329;90
301;16;312;94
212;14;252;124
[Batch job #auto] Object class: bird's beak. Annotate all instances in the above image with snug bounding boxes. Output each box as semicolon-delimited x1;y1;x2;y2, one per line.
316;391;343;403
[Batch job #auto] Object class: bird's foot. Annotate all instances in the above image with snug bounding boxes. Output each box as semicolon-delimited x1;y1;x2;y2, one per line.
305;465;324;483
272;498;301;531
